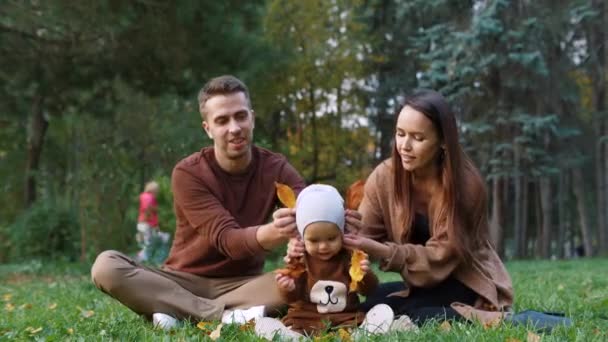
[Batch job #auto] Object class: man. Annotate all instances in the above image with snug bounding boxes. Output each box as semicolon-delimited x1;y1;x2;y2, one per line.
91;75;306;329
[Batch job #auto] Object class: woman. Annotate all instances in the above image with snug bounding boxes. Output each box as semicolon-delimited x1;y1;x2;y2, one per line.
290;89;513;325
344;89;513;324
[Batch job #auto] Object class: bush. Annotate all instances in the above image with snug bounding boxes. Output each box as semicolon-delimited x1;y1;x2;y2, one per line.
6;201;80;261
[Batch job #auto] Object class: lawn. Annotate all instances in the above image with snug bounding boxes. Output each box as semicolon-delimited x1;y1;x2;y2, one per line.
1;258;607;341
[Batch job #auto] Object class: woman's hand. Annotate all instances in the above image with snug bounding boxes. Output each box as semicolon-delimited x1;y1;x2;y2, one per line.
284;237;305;263
275;273;296;292
343;233;391;260
345;209;364;234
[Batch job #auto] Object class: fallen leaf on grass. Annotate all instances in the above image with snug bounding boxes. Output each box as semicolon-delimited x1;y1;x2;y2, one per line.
337;328;352;341
439;320;451;332
25;327;43;335
67;328;74;335
3;294;12;301
527;331;541;342
483;316;502;329
275;182;296;208
19;303;32;310
5;303;15;312
209;323;223;341
196;321;214;334
48;303;57;310
313;332;335;342
81;310;94;318
505;338;521;342
349;249;368;292
239;319;255;332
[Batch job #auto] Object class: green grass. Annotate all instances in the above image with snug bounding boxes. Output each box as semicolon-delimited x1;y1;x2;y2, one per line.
1;258;607;341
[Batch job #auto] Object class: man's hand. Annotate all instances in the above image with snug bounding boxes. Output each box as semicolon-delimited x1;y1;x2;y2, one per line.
256;208;297;250
275;273;296;292
343;233;391;260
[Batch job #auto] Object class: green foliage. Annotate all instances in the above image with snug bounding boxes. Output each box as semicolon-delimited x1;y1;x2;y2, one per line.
4;201;80;261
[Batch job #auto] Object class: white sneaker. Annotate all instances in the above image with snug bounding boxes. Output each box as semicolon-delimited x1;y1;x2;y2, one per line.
152;313;180;330
390;314;418;332
221;305;265;324
359;304;394;334
255;317;303;341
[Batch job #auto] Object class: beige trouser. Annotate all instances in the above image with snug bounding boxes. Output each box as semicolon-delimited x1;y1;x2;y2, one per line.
91;250;284;322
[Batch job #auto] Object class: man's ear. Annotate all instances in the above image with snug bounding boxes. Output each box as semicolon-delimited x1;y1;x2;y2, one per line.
251;109;255;129
202;121;213;139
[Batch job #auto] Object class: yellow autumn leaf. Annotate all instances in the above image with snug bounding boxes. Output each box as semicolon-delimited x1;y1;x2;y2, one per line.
349;249;367;292
3;294;12;301
19;303;32;310
5;303;15;312
482;316;502;329
67;328;74;335
527;331;541;342
209;323;223;341
48;303;57;310
196;321;214;333
82;310;95;318
26;326;43;334
337;328;352;342
275;182;296;208
505;338;522;342
439;320;451;332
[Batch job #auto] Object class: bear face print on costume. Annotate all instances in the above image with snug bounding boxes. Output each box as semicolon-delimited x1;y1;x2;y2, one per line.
309;280;347;313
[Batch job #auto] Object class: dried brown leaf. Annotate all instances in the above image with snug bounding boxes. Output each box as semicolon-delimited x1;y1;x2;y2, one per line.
439;320;451;332
275;258;306;278
527;331;541;342
209;323;223;341
345;180;365;210
275;182;296;208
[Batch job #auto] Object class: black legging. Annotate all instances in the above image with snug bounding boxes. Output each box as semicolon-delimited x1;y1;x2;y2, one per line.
361;277;478;325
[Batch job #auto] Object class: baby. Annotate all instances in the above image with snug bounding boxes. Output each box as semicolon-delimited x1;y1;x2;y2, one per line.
255;184;394;339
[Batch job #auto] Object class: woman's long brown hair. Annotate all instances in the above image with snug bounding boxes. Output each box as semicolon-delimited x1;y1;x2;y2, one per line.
391;90;489;264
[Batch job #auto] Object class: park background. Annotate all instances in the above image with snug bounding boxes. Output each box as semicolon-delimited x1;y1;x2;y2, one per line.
1;1;607;340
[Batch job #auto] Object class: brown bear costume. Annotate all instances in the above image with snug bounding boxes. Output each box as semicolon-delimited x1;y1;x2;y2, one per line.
279;250;379;335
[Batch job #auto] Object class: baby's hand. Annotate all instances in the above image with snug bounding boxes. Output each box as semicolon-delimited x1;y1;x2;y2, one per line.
275;273;296;292
359;255;371;274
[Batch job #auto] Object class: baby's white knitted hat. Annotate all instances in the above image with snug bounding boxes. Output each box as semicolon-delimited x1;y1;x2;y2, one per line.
295;184;345;237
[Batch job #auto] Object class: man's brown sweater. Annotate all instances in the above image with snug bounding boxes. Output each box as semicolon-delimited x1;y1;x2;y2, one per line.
163;146;305;277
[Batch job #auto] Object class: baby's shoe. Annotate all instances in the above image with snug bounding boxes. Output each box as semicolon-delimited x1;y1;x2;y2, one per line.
390;314;419;332
255;317;303;341
359;303;394;334
221;305;265;324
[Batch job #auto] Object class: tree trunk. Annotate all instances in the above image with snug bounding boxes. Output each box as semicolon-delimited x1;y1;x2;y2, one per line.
513;143;524;258
24;95;48;208
539;176;552;258
572;167;593;256
589;0;607;255
557;171;567;259
309;84;319;182
521;175;529;258
489;175;504;257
